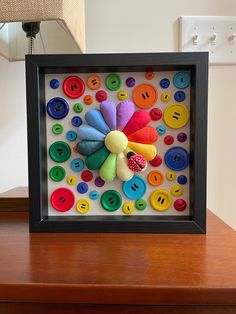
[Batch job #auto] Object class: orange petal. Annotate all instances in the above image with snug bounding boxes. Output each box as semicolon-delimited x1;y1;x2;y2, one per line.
127;126;158;144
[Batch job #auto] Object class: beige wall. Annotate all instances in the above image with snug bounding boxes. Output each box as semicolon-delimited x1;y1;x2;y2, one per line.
85;0;236;229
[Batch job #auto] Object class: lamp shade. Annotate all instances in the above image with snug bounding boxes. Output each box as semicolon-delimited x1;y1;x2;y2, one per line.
0;0;85;60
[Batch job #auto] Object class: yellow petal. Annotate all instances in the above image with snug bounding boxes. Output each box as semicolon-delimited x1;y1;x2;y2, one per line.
128;142;157;161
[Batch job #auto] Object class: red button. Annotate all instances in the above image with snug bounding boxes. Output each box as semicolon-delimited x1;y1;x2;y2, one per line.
174;199;187;211
63;76;85;99
81;170;93;182
95;90;108;102
50;188;75;212
164;135;174;145
150;108;162;121
149;154;162;167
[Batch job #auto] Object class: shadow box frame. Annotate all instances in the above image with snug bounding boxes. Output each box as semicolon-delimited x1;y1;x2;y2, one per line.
26;52;208;233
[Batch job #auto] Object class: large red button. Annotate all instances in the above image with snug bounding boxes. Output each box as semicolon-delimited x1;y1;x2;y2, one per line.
63;76;85;99
50;188;75;212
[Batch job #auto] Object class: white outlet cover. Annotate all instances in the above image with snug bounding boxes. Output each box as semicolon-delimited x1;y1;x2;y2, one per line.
180;16;236;64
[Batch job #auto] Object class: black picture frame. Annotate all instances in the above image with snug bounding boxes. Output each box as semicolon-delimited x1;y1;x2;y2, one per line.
26;52;208;233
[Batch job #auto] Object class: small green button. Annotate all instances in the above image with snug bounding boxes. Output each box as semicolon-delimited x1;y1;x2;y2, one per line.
135;199;147;210
100;190;122;212
73;103;83;113
52;123;63;135
105;74;121;91
49;141;71;163
49;166;66;182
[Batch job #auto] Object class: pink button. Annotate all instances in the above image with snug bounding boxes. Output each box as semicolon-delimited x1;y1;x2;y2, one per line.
95;90;108;102
50;188;75;212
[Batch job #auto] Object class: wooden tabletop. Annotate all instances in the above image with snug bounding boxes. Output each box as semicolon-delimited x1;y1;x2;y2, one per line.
0;209;236;306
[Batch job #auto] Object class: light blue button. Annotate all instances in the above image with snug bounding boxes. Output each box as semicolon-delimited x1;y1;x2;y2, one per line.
89;190;99;200
156;125;166;136
122;175;146;200
173;72;190;89
70;158;84;172
66;130;77;141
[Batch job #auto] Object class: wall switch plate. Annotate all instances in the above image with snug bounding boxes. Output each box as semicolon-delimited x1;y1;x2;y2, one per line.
180;16;236;64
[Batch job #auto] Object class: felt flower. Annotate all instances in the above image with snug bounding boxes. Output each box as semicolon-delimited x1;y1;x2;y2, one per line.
77;100;158;182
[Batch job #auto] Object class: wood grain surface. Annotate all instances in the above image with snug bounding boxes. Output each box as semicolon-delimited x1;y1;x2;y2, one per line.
0;187;28;212
0;209;235;306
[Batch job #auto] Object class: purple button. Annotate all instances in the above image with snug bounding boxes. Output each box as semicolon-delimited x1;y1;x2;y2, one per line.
177;132;187;142
94;176;105;187
126;77;135;87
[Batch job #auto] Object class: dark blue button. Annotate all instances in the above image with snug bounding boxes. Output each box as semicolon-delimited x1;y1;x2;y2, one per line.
66;130;77;141
71;116;82;127
50;79;60;89
164;147;189;171
160;78;170;89
174;91;186;102
177;175;188;185
77;182;88;194
173;72;190;89
47;97;69;120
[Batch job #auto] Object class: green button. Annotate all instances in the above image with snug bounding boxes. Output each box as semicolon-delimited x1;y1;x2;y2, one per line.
135;199;147;211
49;141;71;163
100;190;122;212
105;74;121;91
73;103;83;113
49;166;66;182
52;123;63;135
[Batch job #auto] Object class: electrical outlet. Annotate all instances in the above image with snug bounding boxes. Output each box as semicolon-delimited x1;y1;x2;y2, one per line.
179;16;236;64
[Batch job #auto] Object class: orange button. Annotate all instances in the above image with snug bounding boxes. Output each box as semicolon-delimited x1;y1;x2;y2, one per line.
87;75;101;90
145;71;154;80
84;95;93;105
132;83;158;109
147;170;164;186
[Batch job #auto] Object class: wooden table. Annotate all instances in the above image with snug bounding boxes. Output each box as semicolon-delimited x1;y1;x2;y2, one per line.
0;190;236;313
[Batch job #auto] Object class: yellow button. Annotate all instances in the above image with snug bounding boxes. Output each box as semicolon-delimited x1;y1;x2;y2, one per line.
122;202;135;214
170;184;183;197
161;92;171;102
117;90;128;100
66;176;77;185
150;189;172;211
164;104;189;129
147;170;164;186
76;199;90;214
166;171;176;181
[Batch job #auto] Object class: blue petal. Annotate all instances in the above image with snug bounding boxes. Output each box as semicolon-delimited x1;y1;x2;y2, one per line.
85;109;110;134
77;125;106;141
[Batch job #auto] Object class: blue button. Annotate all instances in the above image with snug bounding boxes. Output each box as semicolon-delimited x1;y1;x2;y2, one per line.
160;78;170;89
122;175;146;200
71;116;82;127
174;91;186;102
164;147;189;171
89;190;99;200
50;79;60;89
66;130;77;141
177;175;188;185
156;125;166;136
70;158;84;172
77;182;88;194
173;72;190;89
47;97;69;120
